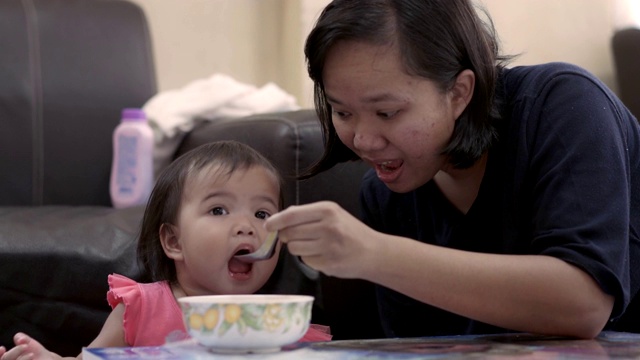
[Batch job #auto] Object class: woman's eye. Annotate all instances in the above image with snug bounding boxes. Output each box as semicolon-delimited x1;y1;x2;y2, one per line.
255;210;271;220
378;110;398;119
210;207;228;216
332;109;351;119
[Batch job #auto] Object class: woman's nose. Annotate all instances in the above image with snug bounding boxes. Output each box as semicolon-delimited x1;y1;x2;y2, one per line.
353;121;386;151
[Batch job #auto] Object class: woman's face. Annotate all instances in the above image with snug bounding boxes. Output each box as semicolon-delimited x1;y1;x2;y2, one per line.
323;40;468;193
162;164;281;296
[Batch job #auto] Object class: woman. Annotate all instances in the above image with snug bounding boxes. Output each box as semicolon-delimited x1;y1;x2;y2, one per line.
266;0;640;339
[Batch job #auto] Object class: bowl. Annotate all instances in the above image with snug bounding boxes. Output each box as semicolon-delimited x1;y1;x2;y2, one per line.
178;294;314;353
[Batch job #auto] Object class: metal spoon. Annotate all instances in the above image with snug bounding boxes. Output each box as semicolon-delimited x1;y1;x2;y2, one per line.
233;230;320;280
234;231;279;262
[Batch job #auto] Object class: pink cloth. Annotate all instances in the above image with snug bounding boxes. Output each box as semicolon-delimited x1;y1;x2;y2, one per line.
106;274;331;346
107;274;188;346
301;324;332;342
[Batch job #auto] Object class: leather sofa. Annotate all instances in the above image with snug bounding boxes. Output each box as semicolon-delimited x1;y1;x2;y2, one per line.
612;27;640;121
0;0;382;356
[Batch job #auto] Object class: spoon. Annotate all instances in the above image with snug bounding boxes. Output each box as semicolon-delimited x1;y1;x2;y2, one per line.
234;231;279;262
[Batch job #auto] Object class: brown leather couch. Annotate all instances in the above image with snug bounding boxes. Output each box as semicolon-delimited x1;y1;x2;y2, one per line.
612;27;640;121
0;0;382;356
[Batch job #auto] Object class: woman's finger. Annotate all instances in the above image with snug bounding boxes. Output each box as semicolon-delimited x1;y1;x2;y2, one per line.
267;201;341;232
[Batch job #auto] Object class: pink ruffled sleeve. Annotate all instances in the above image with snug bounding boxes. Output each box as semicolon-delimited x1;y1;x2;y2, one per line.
107;273;142;346
299;324;332;342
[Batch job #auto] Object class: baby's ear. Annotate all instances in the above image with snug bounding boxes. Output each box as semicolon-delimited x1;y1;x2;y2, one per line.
160;223;183;260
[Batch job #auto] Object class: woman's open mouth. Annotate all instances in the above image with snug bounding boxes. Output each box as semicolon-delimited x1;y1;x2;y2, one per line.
375;159;403;183
379;160;402;172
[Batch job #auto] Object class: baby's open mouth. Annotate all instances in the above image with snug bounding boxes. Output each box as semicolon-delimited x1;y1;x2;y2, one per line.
228;249;252;274
235;249;250;256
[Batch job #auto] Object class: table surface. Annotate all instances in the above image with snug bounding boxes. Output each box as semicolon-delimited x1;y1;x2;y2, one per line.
82;331;640;359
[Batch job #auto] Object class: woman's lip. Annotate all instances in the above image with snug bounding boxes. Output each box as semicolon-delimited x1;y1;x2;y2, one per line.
378;159;402;168
374;160;404;184
362;157;400;165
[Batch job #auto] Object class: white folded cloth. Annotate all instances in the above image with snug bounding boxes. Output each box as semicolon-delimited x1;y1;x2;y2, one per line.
143;74;300;177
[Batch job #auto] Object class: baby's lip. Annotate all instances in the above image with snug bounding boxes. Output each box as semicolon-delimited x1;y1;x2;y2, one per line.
232;244;255;257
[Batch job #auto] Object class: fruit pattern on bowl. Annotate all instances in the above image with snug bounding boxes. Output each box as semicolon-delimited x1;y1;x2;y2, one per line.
183;300;312;338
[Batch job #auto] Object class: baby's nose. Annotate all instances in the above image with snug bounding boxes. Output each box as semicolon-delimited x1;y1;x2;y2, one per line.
236;227;255;235
234;220;256;236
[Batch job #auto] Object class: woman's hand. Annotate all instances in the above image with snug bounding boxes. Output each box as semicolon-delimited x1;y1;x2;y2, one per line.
266;201;382;278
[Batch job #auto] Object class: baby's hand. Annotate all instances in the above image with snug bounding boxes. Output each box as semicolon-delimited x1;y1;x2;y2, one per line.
0;333;55;360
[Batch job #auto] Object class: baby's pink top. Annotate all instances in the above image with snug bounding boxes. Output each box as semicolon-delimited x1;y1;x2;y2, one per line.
107;273;188;346
107;274;332;346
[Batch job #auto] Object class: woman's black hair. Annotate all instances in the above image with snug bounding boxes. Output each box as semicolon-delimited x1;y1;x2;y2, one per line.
136;140;283;284
302;0;513;177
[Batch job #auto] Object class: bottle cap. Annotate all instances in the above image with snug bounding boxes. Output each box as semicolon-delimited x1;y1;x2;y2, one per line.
121;108;146;121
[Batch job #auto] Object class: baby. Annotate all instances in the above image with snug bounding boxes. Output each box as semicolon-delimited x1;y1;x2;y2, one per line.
0;140;330;360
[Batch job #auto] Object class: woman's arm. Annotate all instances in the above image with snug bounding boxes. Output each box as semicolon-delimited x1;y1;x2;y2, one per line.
271;201;614;339
366;231;614;339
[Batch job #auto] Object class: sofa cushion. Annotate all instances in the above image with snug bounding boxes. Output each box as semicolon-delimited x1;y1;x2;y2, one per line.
0;205;144;356
0;0;156;206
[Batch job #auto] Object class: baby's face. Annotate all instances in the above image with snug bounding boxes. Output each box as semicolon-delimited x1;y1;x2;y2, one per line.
169;164;281;296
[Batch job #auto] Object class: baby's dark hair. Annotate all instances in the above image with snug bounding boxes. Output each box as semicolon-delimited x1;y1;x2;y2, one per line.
136;140;283;283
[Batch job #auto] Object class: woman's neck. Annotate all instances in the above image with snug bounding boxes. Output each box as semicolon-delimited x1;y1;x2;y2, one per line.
433;153;488;214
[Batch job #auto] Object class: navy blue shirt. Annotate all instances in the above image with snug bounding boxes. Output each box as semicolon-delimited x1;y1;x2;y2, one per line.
360;62;640;337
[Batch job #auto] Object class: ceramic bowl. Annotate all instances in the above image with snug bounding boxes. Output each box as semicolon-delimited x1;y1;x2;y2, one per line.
178;294;314;353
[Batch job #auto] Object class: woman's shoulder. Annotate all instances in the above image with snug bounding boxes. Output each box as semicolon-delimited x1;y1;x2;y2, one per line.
501;62;607;98
504;62;595;82
499;62;624;123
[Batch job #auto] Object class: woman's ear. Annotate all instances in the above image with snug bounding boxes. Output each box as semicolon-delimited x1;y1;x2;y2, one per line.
160;223;183;261
450;69;475;119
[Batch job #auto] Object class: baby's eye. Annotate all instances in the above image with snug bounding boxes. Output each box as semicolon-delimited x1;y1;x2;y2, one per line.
255;210;271;220
210;207;228;216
